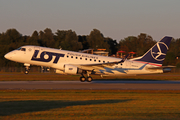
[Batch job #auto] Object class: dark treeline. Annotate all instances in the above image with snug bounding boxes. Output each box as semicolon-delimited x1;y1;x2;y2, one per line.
0;28;180;68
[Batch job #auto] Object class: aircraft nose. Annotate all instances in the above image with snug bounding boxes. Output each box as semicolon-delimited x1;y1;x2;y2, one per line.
4;52;12;60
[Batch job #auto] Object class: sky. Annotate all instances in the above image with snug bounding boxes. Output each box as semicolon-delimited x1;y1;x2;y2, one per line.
0;0;180;41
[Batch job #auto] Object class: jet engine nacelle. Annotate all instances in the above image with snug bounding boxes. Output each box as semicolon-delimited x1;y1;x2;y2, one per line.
64;64;83;74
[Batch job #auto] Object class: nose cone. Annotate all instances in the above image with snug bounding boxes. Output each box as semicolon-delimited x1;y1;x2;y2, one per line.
4;52;12;60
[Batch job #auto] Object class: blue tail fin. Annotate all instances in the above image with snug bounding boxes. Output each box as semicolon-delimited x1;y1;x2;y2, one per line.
133;36;172;65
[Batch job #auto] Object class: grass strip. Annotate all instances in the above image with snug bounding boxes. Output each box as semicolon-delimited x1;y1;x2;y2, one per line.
0;90;180;120
0;72;180;81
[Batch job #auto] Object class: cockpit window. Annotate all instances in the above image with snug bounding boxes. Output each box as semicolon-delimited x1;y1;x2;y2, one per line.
21;48;26;51
17;47;26;51
17;47;21;50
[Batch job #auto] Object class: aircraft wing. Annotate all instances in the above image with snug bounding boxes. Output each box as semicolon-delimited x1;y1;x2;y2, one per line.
80;49;94;54
71;55;129;72
71;62;119;71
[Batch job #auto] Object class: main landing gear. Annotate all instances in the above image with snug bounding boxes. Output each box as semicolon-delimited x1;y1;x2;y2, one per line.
80;73;93;82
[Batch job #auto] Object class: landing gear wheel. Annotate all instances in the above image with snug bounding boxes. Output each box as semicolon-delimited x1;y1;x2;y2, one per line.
24;69;29;74
24;67;30;74
87;76;93;82
80;76;86;82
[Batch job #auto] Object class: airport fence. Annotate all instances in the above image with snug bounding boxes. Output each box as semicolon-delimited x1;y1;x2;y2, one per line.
0;67;180;73
170;68;180;73
0;66;54;73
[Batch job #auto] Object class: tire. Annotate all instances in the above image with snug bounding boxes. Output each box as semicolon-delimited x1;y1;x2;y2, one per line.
24;70;29;74
87;77;92;82
24;68;29;74
80;77;86;82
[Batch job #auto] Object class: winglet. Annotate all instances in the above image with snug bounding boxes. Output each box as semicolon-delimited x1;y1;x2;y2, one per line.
117;54;130;64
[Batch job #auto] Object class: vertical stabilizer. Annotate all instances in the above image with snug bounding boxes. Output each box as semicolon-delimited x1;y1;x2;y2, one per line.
132;36;172;66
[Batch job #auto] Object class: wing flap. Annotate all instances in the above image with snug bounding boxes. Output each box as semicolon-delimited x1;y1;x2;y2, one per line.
71;61;120;71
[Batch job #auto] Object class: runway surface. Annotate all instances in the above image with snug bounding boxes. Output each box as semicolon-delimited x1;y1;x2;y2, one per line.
0;80;180;90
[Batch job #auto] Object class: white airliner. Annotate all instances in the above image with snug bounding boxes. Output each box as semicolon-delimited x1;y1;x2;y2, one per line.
4;36;174;82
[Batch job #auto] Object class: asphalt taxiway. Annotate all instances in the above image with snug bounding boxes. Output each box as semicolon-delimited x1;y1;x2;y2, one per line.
0;80;180;90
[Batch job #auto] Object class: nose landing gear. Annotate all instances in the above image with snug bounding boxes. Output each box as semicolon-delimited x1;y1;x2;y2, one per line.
24;66;30;74
24;63;30;74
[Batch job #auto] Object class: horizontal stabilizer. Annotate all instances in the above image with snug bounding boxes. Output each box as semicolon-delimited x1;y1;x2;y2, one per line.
147;65;176;70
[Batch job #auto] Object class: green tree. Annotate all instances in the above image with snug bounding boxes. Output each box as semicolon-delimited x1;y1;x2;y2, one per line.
25;31;39;46
164;38;180;66
119;33;156;57
1;29;23;47
78;35;89;50
0;29;23;68
41;28;55;47
106;38;118;55
54;30;67;49
55;30;82;51
87;29;110;52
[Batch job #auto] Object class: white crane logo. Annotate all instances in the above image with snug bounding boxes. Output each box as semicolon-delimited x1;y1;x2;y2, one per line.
151;42;168;61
